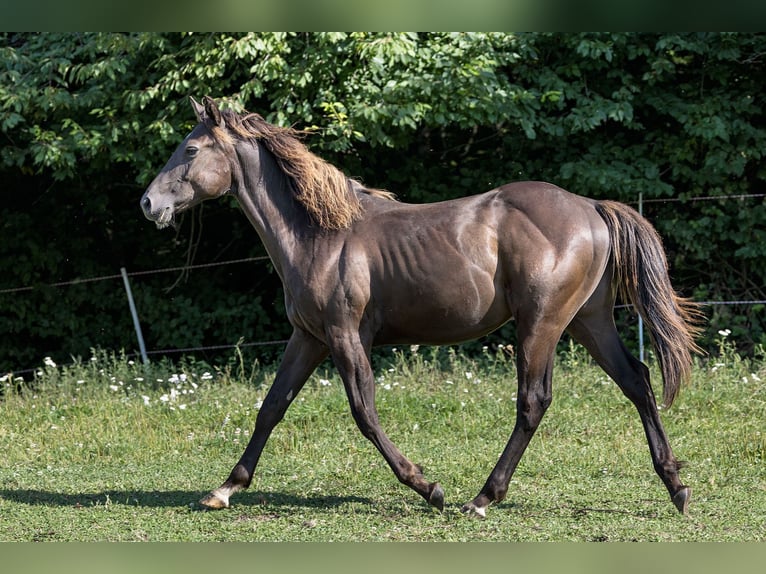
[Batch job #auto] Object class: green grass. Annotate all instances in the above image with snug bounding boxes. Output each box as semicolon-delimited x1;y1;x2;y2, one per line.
1;342;765;541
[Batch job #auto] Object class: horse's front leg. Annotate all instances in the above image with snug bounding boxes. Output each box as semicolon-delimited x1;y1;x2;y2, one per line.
199;329;329;509
329;330;444;511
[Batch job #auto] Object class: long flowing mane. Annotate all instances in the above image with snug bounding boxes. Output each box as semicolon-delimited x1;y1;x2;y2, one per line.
207;109;395;229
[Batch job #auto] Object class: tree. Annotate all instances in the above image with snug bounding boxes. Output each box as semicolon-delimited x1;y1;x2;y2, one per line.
1;32;764;373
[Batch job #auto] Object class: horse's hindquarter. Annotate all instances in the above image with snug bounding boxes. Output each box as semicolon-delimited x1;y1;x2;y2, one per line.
354;184;610;345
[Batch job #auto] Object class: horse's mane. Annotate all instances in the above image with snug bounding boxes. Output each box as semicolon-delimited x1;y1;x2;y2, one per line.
208;109;395;230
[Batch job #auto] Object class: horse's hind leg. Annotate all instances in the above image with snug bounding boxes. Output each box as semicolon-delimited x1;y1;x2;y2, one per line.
462;324;558;517
567;304;690;514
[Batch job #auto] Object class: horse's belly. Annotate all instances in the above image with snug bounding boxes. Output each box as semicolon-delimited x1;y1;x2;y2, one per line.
373;283;512;345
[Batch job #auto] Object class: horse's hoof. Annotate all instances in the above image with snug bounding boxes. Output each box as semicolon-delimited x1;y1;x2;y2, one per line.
199;490;230;510
428;483;445;511
672;486;691;515
460;501;487;518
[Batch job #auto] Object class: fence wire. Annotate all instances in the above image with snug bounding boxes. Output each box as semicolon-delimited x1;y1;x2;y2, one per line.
0;255;270;295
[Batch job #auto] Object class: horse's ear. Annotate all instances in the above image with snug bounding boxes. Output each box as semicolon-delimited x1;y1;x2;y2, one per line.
190;96;206;122
202;96;224;128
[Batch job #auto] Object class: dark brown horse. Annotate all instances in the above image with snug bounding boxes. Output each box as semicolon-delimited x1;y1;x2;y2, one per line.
141;96;702;516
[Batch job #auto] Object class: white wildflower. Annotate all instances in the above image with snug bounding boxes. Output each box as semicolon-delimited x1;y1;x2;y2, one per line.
141;395;151;406
319;378;331;387
711;362;725;372
718;329;731;337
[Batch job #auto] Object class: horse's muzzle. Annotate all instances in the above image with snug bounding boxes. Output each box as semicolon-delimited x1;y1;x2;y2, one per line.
140;195;152;216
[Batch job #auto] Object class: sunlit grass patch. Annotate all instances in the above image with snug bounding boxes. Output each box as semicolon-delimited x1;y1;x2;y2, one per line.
1;340;764;541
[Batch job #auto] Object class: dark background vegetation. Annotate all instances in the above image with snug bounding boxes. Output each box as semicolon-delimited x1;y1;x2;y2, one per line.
2;32;764;373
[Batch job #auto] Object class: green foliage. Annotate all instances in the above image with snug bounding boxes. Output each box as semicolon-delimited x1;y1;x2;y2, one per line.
1;32;765;373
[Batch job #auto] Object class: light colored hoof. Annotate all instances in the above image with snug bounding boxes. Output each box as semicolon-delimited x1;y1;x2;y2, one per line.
199;490;230;510
460;502;487;518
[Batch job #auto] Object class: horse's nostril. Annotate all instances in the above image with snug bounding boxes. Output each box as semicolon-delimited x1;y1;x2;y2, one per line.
141;196;151;211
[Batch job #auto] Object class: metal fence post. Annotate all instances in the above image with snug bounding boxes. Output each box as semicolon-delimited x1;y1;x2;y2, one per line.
120;267;149;365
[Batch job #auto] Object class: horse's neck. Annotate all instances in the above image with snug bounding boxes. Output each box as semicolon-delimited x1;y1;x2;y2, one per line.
233;143;314;278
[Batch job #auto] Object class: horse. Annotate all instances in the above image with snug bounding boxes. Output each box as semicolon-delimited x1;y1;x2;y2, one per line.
141;96;702;517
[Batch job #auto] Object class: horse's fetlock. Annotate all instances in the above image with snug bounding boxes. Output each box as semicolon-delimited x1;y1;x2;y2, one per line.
229;464;251;488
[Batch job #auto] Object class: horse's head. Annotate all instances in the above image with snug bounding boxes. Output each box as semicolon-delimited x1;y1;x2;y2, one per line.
141;97;233;229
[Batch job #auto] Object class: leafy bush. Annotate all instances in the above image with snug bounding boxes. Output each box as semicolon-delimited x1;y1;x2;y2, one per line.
1;32;764;373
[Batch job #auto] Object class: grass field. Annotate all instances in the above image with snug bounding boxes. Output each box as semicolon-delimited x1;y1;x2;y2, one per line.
1;339;764;542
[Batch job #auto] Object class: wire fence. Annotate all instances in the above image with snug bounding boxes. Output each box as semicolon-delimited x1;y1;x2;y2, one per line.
2;192;764;377
0;255;271;295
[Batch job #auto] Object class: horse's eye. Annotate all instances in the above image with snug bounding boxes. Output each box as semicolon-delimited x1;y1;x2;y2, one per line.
186;146;199;158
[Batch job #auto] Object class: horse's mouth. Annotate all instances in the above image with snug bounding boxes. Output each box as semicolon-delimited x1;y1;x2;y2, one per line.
154;208;175;229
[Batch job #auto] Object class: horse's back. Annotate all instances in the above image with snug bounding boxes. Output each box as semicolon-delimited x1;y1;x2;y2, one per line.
347;181;611;345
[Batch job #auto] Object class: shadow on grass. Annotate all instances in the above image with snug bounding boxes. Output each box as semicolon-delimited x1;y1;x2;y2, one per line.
0;488;374;511
1;487;665;522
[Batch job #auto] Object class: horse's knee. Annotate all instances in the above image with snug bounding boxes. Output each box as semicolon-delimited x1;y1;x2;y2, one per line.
255;396;289;429
516;393;550;432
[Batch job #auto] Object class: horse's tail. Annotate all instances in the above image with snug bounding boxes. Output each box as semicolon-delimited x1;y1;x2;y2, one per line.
595;200;704;408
